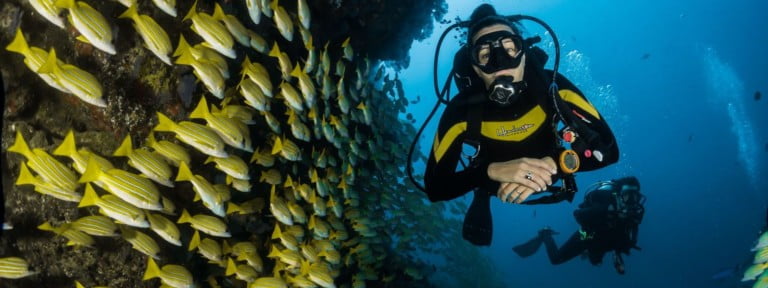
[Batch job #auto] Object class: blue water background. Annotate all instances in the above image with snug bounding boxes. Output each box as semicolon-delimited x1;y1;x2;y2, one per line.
400;0;768;287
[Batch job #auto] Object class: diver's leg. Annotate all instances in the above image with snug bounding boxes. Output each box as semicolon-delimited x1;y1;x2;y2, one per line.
542;231;587;265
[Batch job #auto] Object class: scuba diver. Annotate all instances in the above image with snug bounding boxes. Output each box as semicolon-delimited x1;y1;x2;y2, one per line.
513;176;645;274
415;4;619;246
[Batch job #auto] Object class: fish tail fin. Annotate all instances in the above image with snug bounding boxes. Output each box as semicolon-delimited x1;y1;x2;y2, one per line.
182;0;198;22
271;136;283;155
268;42;280;58
271;223;281;239
143;257;162;280
189;97;209;119
78;183;99;208
268;245;280;258
290;63;302;78
5;28;30;56
175;161;193;182
78;157;102;184
54;0;76;9
188;230;200;251
177;209;192;224
112;135;133;157
226;202;242;215
154;112;177;133
146;132;158;147
118;4;139;21
173;35;190;57
53;130;78;158
37;221;55;232
225;257;237;276
174;48;195;66
8;130;34;159
16;162;39;186
212;3;226;21
37;48;60;74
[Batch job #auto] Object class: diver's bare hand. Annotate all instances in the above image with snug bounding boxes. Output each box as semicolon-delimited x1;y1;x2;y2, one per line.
488;157;557;193
497;182;542;204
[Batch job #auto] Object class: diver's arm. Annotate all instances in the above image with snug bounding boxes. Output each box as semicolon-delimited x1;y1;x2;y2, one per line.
424;110;490;202
555;75;619;171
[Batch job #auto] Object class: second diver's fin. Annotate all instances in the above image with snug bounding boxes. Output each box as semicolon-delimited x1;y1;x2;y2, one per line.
512;235;544;258
462;189;493;246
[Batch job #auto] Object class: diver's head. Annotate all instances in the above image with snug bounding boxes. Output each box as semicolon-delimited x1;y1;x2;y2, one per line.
467;4;527;107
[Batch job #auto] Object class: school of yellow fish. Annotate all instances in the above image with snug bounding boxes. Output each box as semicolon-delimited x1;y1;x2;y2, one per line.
0;0;482;287
743;230;768;288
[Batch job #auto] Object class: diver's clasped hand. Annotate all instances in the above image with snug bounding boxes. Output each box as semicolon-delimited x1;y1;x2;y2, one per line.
487;157;557;203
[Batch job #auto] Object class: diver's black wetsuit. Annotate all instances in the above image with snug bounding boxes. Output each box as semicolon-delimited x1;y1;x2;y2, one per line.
424;58;619;202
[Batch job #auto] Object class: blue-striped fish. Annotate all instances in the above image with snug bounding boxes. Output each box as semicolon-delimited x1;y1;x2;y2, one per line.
118;5;173;65
261;110;282;134
176;161;226;217
78;183;149;228
189;97;252;152
113;135;174;187
175;35;230;79
241;56;273;97
16;162;81;202
251;277;287;288
212;4;251;47
146;212;181;246
120;225;161;259
268;43;293;81
272;135;302;161
225;258;258;283
5;28;70;93
279;81;304;113
79;158;163;211
248;30;268;54
270;0;293;41
245;0;261;25
297;0;311;30
53;130;114;177
342;37;353;61
38;221;95;247
70;215;118;237
290;64;317;108
250;147;275;167
189;230;224;265
205;155;249;180
177;209;231;238
305;37;318;74
37;48;105;107
54;0;116;54
151;0;176;17
8;130;79;191
269;185;293;225
174;45;226;98
226;175;252;193
30;0;65;28
154;112;228;158
0;257;36;279
182;0;235;59
146;132;190;167
239;76;270;112
143;258;194;288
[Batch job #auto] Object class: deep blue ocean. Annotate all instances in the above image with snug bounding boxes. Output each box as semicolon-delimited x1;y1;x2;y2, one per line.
402;0;768;287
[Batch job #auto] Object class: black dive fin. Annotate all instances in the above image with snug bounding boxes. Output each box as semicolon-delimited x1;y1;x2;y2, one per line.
462;189;493;246
512;235;544;258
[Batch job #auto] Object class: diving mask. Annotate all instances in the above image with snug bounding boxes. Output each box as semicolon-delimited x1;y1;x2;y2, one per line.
470;30;525;74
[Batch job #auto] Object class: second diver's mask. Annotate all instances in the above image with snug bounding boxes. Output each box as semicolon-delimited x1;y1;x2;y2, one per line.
470;30;527;107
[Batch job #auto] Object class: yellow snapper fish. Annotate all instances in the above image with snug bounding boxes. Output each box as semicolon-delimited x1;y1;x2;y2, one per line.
245;0;262;25
216;99;257;124
334;58;346;78
269;185;293;225
742;262;768;281
37;221;95;247
341;37;353;61
269;42;293;81
118;5;173;65
5;28;70;93
287;202;307;225
154;112;228;158
239;75;271;112
225;258;258;283
146;212;181;246
78;183;150;228
182;0;235;59
54;0;116;54
30;0;65;28
146;132;190;167
279;81;304;113
297;0;310;30
241;56;274;97
251;277;287;288
248;30;269;54
335;76;350;114
297;21;311;48
175;47;225;98
175;34;230;79
0;257;36;279
319;42;331;77
270;0;293;41
143;258;194;288
753;230;768;251
320;72;334;101
268;245;301;268
113;135;174;187
79;157;163;211
189;230;225;265
250;147;275;167
272;135;302;161
290;64;317;108
271;224;299;251
177;209;231;238
258;0;273;18
16;162;81;202
8;130;79;192
226;175;252;193
190;97;253;152
212;3;251;47
151;0;176;17
304;37;318;74
206;155;250;180
53;130;114;179
307;263;336;288
36;48;105;107
288;112;312;142
176;161;226;217
69;215;118;237
260;169;282;186
308;215;329;239
755;274;768;288
261;110;282;134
